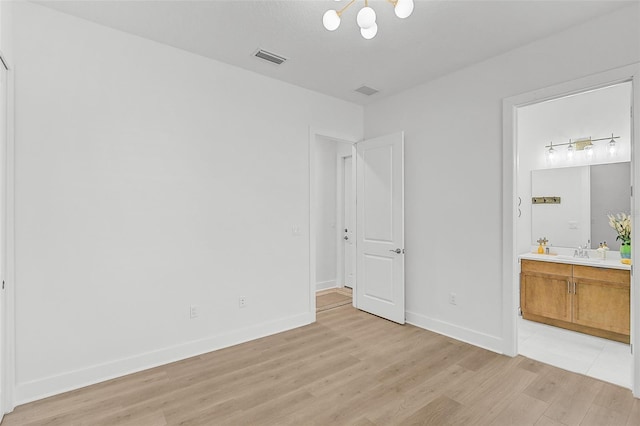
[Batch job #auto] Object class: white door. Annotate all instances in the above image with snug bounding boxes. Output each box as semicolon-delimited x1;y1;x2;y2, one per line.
342;156;355;288
356;132;405;324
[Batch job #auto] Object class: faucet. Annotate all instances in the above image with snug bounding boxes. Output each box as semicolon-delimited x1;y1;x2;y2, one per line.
574;243;590;258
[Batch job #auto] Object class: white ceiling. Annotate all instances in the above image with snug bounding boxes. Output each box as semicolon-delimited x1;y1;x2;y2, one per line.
35;0;634;105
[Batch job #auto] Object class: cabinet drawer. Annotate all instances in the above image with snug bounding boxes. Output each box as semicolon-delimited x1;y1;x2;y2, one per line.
521;259;572;277
573;265;630;285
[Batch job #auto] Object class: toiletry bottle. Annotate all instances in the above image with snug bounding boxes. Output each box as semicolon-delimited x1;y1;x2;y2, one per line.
538;242;544;254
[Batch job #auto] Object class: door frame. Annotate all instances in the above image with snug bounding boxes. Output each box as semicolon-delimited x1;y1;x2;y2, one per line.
502;63;640;396
309;127;358;320
0;49;15;414
336;148;354;291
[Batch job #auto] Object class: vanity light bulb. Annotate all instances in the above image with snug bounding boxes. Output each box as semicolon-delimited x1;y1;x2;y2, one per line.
567;144;574;160
608;139;617;155
584;144;594;159
546;146;556;162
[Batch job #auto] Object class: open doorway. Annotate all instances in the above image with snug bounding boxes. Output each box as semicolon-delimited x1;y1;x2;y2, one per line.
313;135;355;313
511;78;634;389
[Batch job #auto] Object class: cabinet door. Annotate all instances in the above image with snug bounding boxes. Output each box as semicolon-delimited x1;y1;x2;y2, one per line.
572;268;630;335
573;279;629;334
521;272;572;322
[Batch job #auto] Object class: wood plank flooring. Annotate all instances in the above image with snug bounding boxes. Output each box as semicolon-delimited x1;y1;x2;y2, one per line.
316;288;352;312
3;305;639;425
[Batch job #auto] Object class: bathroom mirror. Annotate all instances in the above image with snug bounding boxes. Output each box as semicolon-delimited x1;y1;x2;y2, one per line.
531;162;630;250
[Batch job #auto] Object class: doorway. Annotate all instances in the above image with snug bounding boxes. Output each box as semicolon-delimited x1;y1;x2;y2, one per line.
503;64;640;395
310;130;406;323
311;133;356;313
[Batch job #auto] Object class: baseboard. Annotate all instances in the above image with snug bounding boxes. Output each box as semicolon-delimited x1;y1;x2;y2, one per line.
316;279;337;292
405;311;504;354
15;312;314;406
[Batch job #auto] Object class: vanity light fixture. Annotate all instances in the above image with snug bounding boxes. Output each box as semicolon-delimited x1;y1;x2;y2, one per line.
544;133;621;160
322;0;415;40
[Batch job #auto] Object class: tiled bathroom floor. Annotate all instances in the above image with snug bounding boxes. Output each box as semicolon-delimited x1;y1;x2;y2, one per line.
518;318;632;388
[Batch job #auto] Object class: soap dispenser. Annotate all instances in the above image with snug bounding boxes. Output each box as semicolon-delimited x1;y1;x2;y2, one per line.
537;237;547;254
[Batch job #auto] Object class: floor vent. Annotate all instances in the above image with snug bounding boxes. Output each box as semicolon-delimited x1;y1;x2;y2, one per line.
254;49;287;65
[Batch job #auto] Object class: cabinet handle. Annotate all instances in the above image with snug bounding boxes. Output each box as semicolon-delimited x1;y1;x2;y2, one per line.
567;280;571;294
573;281;576;294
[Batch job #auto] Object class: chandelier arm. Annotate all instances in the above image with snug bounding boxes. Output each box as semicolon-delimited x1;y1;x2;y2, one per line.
337;0;357;16
386;0;399;6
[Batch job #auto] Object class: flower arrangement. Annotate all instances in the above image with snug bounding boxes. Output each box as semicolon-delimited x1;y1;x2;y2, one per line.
608;212;631;243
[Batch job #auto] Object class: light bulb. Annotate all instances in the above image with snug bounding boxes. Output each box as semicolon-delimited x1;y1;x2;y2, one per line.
546;143;556;163
357;6;376;29
323;10;341;31
361;23;378;39
584;144;594;159
608;134;617;155
567;142;574;160
395;0;414;19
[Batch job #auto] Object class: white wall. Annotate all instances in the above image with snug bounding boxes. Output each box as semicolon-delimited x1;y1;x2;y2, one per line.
11;2;362;403
315;137;338;291
363;4;640;352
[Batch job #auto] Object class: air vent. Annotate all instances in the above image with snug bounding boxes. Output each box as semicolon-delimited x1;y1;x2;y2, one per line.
254;49;287;65
355;85;379;96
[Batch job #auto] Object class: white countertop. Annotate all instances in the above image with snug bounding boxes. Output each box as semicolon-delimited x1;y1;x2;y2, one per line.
520;252;631;271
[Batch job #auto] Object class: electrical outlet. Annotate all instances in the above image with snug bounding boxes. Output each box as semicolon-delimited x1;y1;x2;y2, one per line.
239;297;246;308
190;304;199;319
449;293;457;305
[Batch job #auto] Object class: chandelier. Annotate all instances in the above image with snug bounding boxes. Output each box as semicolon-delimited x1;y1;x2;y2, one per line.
323;0;415;40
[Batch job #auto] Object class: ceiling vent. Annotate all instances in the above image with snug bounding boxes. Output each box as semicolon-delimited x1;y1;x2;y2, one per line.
355;85;379;96
254;49;287;65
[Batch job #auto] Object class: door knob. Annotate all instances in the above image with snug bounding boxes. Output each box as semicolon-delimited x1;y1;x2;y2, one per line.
389;248;402;254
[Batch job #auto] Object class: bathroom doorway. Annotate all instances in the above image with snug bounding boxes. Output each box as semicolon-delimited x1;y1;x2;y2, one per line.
503;65;640;394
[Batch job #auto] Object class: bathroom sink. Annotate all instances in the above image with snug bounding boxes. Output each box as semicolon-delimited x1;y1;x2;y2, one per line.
555;255;603;263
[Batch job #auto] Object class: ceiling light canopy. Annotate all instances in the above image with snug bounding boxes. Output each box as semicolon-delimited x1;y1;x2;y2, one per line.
323;0;415;39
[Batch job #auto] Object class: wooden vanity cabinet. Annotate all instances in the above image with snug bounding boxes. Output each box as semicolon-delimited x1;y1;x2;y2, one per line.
520;259;630;343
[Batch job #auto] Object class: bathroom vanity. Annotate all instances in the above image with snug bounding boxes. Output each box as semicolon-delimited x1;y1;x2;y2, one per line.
519;254;630;343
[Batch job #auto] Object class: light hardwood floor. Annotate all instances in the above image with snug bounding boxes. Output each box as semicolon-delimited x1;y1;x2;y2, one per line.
3;305;639;425
316;287;352;312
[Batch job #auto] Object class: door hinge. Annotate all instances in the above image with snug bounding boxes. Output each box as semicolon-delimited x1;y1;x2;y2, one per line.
2;280;4;290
